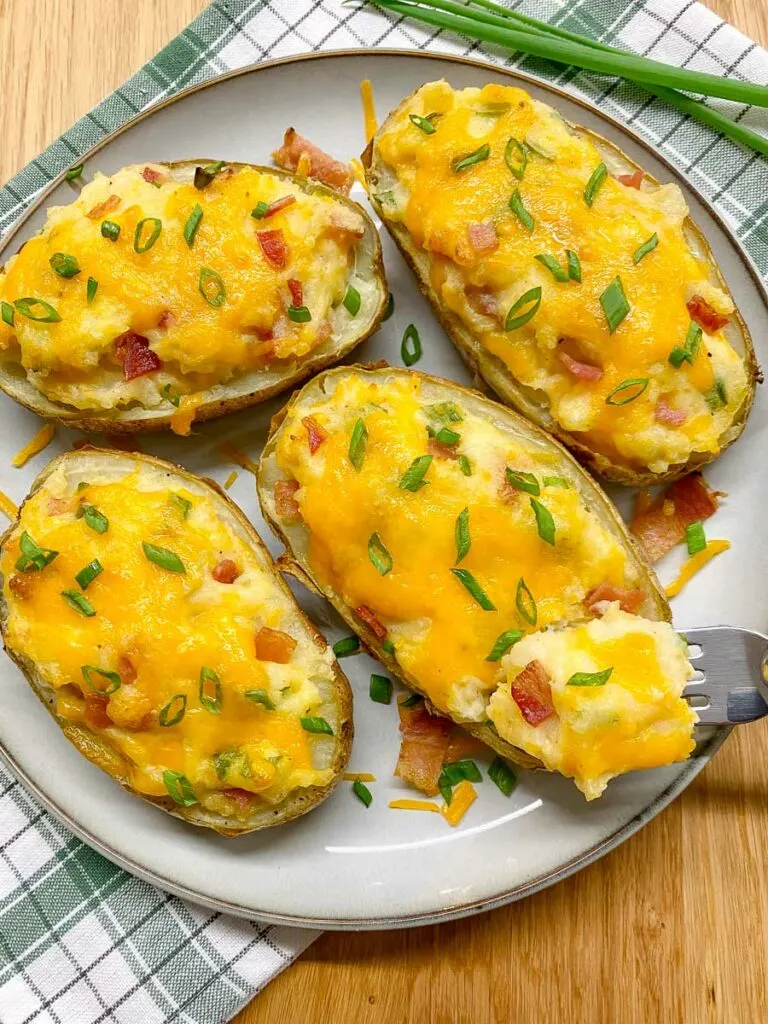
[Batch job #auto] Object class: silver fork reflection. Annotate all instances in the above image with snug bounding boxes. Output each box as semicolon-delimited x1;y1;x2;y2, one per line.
681;626;768;725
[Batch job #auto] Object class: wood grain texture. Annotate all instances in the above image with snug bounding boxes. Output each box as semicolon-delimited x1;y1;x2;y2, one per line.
1;2;766;1022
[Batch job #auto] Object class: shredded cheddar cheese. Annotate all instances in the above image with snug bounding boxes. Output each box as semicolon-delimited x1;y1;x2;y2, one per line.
349;158;368;191
219;443;259;476
169;393;205;436
12;423;55;468
343;772;377;782
388;799;441;813
296;151;312;178
360;79;378;143
665;538;731;598
441;780;477;826
224;470;238;490
0;489;19;521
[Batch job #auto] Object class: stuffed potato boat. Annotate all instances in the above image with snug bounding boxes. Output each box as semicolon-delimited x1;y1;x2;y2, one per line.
363;81;758;484
0;450;352;834
258;366;696;799
0;160;387;433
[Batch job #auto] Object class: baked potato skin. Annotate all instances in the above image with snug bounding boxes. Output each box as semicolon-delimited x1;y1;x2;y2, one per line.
0;450;353;836
257;365;671;774
0;161;389;434
362;94;759;486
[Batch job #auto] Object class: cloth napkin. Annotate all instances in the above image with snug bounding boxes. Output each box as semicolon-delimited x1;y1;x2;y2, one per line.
1;1;767;1022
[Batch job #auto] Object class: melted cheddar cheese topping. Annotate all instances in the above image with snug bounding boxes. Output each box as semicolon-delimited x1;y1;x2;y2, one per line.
373;82;748;474
1;462;336;819
0;164;366;412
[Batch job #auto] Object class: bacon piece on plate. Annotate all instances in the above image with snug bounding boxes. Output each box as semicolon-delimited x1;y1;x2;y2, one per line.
86;194;120;220
655;398;687;427
222;788;255;814
354;604;387;641
465;285;499;319
157;309;175;330
287;278;303;307
114;331;162;380
263;195;296;219
46;497;70;516
8;574;34;600
686;294;730;333
302;415;328;454
141;166;166;186
273;128;354;194
395;700;453;796
427;438;459;460
257;229;289;270
630;473;720;563
84;693;112;729
212;559;240;584
444;728;490;763
558;350;603;381
467;221;498;253
511;660;555;727
275;479;300;519
584;583;646;616
255;627;297;664
618;170;643;189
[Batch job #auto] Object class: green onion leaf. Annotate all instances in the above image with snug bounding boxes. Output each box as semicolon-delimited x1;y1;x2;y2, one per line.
75;559;103;590
633;232;659;265
194;161;225;190
101;220;120;241
433;426;460;446
368;532;393;576
288;305;312;323
382;293;394;321
49;253;81;279
426;401;463;424
348;417;368;472
583;162;607;206
65;164;84;182
159;694;187;727
163;383;181;408
509;188;534;231
142;542;185;574
245;688;276;711
81;505;108;534
669;322;702;368
352;779;373;807
81;665;121;695
605;378;648;406
251;201;270;219
534;253;567;281
184;204;203;247
382;638;396;655
455;506;471;564
163;770;197;806
399;693;423;708
86;277;98;304
199;666;222;713
566;249;582;282
170;493;192;519
450;568;496;611
15;531;58;573
1;300;14;326
600;276;630;333
409;113;438;134
505;469;539;496
543;475;570;489
488;757;518;796
706;378;728;410
133;217;162;253
14;297;61;323
530;497;556;546
504;286;541;331
199;267;226;307
333;636;360;658
453;144;490;173
516;578;537;626
399;454;433;492
401;323;422;366
686;520;707;556
343;285;361;316
301;716;334;735
443;759;482;784
566;668;613;687
438;770;453;805
458;455;472;477
485;629;525;662
370;674;393;704
504;138;527;180
61;590;96;617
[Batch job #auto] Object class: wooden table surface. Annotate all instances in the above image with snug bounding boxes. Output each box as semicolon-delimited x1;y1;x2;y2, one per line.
2;1;767;1021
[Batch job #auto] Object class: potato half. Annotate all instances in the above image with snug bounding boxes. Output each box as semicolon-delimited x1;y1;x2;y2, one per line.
0;450;352;835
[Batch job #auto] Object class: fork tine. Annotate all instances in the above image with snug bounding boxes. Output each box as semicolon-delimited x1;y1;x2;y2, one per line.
677;625;768;725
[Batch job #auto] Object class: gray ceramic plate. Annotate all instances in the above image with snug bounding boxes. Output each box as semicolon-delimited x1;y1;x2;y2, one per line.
0;51;765;930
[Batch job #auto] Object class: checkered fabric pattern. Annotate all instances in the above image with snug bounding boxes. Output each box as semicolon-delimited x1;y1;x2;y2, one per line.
1;1;767;1021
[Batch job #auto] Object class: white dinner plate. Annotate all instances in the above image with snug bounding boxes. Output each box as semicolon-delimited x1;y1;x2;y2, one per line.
1;51;766;930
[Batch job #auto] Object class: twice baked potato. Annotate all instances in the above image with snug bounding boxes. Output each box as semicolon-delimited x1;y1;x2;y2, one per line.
0;450;352;834
258;366;696;799
0;160;387;433
363;80;758;484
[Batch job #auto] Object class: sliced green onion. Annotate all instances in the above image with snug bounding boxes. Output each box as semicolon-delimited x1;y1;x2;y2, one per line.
65;164;84;182
194;161;225;189
530;497;555;546
566;249;582;282
706;378;728;410
288;305;312;323
81;665;121;695
1;301;14;326
399;454;433;492
399;693;423;708
133;217;162;253
488;757;518;796
633;232;658;264
516;578;537;626
382;638;396;655
343;285;361;316
245;688;276;711
427;401;463;424
199;267;226;307
443;759;482;784
433;426;460;446
409;112;437;134
475;102;510;116
101;220;120;241
600;276;630;333
86;277;98;304
142;542;185;574
75;559;103;591
49;253;80;279
605;378;648;406
170;493;191;519
15;531;58;573
504;286;541;331
535;253;567;281
509;188;534;231
669;322;702;368
368;532;393;576
382;293;394;321
543;475;570;489
450;568;496;611
251;201;270;219
81;505;108;534
333;636;360;658
505;468;539;496
401;323;422;366
163;383;181;408
61;590;95;617
454;506;471;564
159;694;187;727
504;138;527;180
301;716;334;735
566;668;613;687
370;674;393;704
373;191;394;205
583;162;607;206
458;455;472;477
348;417;367;471
686;520;707;556
163;770;197;806
353;779;373;807
485;629;525;662
199;666;222;713
14;297;61;323
183;204;203;247
438;770;453;805
453;144;490;173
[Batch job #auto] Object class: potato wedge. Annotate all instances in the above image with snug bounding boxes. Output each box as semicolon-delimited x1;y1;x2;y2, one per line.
0;450;352;834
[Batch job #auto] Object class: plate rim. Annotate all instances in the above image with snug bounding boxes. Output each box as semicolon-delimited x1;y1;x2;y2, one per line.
0;46;756;930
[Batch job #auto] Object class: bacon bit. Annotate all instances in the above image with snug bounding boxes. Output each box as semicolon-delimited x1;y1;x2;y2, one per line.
444;729;490;763
0;489;18;522
104;434;143;453
263;195;296;219
84;694;111;729
427;438;459;460
117;655;137;685
354;604;388;641
114;331;162;380
157;309;175;330
86;194;121;219
631;473;720;563
511;660;555;727
686;294;730;333
46;497;70;516
467;221;498;253
395;701;453;796
141;166;166;186
465;286;499;319
275;479;301;519
287;278;303;307
302;415;328;454
257;229;289;269
498;479;521;505
328;206;365;238
584;582;646;616
618;170;643;189
12;423;56;468
655;398;687;427
558;350;603;382
221;788;256;814
255;627;297;664
273;128;354;194
442;779;477;827
212;559;240;584
219;442;259;476
8;574;34;600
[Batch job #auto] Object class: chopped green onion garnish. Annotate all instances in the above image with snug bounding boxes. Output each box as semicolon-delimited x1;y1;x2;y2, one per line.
600;276;630;333
706;378;728;410
427;401;463;424
65;164;84;182
245;688;275;711
81;665;121;695
504;286;541;332
163;383;181;407
251;201;270;219
199;666;222;713
133;217;162;253
399;693;423;708
458;455;472;477
343;285;361;316
288;305;311;323
505;469;539;496
81;504;108;534
633;232;658;265
566;668;613;687
1;301;14;326
142;542;185;574
368;532;393;576
453;144;490;173
199;267;226;307
75;559;103;591
450;568;496;611
399;454;432;492
163;770;197;806
409;113;437;134
488;757;518;796
382;638;396;655
86;277;98;304
61;590;95;617
504;138;527;180
516;577;537;626
333;636;360;658
509;189;534;231
669;322;702;368
194;161;225;190
455;506;471;564
583;162;607;206
433;426;460;446
485;629;525;662
382;293;394;321
370;674;393;704
159;694;187;727
49;253;80;279
686;520;707;556
605;378;648;406
443;759;482;784
348;417;367;472
438;771;453;805
184;204;203;247
475;102;510;116
530;497;555;546
353;779;373;807
566;249;582;282
14;297;61;323
401;323;422;366
535;253;567;281
543;475;570;489
101;220;120;241
15;531;58;573
170;493;191;519
301;716;334;735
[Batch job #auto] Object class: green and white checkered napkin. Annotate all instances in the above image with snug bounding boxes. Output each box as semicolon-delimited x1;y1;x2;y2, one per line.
2;1;768;1021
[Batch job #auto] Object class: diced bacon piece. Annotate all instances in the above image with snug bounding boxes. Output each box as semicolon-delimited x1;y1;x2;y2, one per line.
655;398;687;427
584;583;646;616
618;170;643;189
354;604;387;641
157;309;175;330
558;350;603;381
273;128;354;194
255;627;297;664
630;473;720;563
511;660;555;727
498;480;521;505
105;434;143;452
395;701;453;796
302;415;328;454
113;331;162;380
287;278;303;307
84;694;111;729
257;229;289;269
117;655;137;685
46;497;70;515
8;574;34;600
212;559;240;584
141;166;166;186
444;729;490;763
465;286;499;319
467;221;498;253
329;206;365;238
221;788;255;814
263;195;297;219
275;479;300;519
86;194;120;219
686;295;730;333
427;438;458;460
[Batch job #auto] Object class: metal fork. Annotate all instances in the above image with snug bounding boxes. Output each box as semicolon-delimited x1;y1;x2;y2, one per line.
682;626;768;724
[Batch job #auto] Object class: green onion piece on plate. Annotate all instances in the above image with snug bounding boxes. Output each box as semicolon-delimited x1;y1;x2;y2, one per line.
401;323;422;366
301;716;334;735
488;757;518;796
504;137;527;180
352;779;373;807
505;468;539;496
15;531;58;573
245;688;276;711
600;276;630;333
453;144;490;173
343;285;361;316
369;674;393;704
332;636;360;658
509;188;534;231
427;401;463;424
368;532;393;576
433;426;460;446
163;770;197;806
14;297;61;323
566;249;582;282
566;667;613;687
159;694;187;727
199;267;226;307
450;568;496;611
543;475;570;489
530;497;556;546
288;305;312;323
75;559;103;591
583;162;607;206
382;638;396;655
516;577;537;626
399;693;422;708
348;417;367;472
504;286;541;331
686;520;707;556
61;590;96;617
184;204;203;247
485;629;525;662
605;378;648;406
86;277;98;304
101;220;120;241
443;759;482;783
438;770;453;805
535;253;567;281
454;506;471;564
49;253;80;279
142;542;186;574
133;217;162;253
81;665;121;695
65;163;84;182
399;454;432;491
633;232;659;265
199;666;222;713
